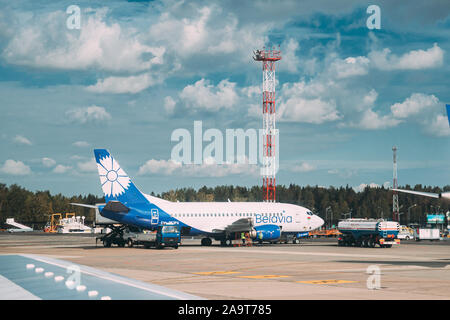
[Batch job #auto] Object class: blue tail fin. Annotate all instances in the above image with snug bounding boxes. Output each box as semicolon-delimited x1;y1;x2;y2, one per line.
94;149;148;205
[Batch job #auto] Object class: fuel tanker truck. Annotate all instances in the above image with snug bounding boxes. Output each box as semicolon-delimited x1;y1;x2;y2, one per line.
337;219;400;248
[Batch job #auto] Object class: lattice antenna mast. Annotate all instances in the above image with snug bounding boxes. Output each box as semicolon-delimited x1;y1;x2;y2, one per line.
392;146;399;221
253;46;281;202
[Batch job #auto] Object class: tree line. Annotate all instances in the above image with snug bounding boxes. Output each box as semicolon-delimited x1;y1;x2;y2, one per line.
1;182;448;230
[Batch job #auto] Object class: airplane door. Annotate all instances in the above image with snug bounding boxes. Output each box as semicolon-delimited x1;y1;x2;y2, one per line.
151;209;159;225
295;213;301;223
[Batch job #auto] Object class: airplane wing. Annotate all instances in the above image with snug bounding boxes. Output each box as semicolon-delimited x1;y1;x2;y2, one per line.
212;218;254;234
392;189;439;198
393;189;450;200
70;203;98;209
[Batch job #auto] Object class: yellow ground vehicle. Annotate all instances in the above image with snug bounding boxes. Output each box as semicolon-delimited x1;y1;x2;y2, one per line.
44;213;62;233
309;228;342;238
43;213;75;233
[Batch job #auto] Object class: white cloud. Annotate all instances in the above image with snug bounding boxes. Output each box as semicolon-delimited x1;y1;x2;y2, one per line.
329;56;370;79
327;168;357;178
350;108;402;130
73;141;90;148
342;91;448;134
138;157;258;177
241;85;260;98
426;114;450;137
390;93;450;137
278;81;341;124
13;135;32;145
369;43;444;70
290;162;316;172
247;103;260;118
0;160;31;175
149;5;267;57
3;9;165;73
353;182;390;193
77;159;97;173
353;182;382;193
53;164;72;174
42;157;56;168
164;96;176;114
139;159;182;176
147;4;269;74
390;93;439;118
66;105;111;124
179;79;238;111
278;38;301;73
86;73;158;94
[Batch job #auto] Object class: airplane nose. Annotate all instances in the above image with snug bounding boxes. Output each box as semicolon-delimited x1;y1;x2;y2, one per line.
316;216;324;229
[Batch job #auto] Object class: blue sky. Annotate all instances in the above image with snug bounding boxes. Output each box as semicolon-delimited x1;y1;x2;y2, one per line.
0;0;449;197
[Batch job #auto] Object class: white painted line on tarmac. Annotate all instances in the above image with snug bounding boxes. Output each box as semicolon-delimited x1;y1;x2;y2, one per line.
182;247;434;261
2;245;96;249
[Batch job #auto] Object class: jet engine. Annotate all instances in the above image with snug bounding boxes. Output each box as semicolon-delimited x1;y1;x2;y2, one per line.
253;224;281;241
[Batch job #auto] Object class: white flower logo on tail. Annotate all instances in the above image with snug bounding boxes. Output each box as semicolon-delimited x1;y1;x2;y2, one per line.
97;156;130;197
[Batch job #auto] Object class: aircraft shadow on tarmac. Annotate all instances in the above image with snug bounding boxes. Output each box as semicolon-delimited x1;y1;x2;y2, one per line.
336;260;450;269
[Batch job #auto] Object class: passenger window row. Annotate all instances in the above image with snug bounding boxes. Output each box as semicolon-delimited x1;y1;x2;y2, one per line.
171;212;284;218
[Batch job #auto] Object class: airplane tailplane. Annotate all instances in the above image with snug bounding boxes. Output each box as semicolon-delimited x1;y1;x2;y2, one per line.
94;149;148;204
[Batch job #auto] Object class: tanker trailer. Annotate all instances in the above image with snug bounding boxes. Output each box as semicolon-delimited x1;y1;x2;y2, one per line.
337;219;400;248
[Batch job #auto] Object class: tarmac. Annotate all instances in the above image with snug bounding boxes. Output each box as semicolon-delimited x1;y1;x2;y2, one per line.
0;232;449;300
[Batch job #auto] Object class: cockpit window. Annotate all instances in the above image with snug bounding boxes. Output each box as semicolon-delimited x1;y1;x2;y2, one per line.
307;211;313;216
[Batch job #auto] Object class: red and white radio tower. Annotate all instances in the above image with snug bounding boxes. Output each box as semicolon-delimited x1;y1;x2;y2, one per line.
253;46;281;202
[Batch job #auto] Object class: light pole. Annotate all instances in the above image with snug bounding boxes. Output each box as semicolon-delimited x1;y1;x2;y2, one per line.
377;206;383;219
407;204;417;226
326;206;332;228
397;205;404;223
343;209;352;220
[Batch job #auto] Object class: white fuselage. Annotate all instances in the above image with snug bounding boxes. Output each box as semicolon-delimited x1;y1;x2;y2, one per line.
146;195;324;234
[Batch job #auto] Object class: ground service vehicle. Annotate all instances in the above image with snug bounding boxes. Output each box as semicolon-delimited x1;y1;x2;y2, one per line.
98;221;181;249
125;222;181;249
309;228;341;238
414;228;440;241
337;219;400;248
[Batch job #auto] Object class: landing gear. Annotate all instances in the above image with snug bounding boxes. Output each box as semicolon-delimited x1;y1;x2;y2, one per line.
201;237;212;246
293;238;300;244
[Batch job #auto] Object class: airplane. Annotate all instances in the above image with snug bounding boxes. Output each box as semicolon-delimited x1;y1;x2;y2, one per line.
74;149;324;247
392;188;450;201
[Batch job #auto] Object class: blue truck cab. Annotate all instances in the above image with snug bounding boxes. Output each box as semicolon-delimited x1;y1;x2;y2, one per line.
156;221;181;249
